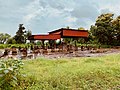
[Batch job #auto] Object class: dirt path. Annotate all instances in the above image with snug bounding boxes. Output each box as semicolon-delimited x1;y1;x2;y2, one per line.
40;48;120;59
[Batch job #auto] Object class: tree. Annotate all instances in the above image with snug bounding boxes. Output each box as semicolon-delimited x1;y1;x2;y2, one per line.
90;13;115;45
78;27;85;30
112;16;120;45
66;26;70;29
26;30;32;38
14;24;26;44
0;33;11;44
6;38;16;44
25;30;33;43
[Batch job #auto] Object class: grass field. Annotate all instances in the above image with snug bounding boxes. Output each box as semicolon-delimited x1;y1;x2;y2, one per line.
21;54;120;90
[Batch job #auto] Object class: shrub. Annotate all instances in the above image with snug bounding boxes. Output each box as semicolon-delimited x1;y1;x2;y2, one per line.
0;59;24;90
0;44;7;49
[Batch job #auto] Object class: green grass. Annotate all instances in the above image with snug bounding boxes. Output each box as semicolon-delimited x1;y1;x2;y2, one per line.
0;44;32;49
21;54;120;90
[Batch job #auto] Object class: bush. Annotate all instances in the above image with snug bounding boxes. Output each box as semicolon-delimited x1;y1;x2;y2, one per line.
0;44;32;49
100;45;112;48
0;59;24;90
0;45;4;49
0;44;7;49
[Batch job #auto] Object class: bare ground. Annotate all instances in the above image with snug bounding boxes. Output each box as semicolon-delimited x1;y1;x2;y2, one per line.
39;48;120;59
0;48;120;59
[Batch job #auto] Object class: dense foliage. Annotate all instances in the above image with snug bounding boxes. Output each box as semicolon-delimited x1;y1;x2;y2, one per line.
0;33;11;44
14;24;26;44
90;13;120;45
14;24;32;44
0;59;24;90
0;44;32;49
112;16;120;45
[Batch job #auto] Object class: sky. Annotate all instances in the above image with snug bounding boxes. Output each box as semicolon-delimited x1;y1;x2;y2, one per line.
0;0;120;36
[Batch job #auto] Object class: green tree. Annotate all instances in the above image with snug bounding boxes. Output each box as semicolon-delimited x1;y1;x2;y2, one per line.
0;33;11;44
112;16;120;45
26;30;32;38
25;30;32;43
77;27;87;44
63;38;73;44
66;26;70;29
6;38;16;44
78;27;85;30
90;13;114;45
14;24;26;44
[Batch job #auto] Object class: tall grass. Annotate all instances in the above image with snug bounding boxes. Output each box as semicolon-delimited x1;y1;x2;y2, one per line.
21;54;120;90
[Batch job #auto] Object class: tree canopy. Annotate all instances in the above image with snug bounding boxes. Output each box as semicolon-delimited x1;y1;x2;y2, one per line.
0;33;11;44
14;24;27;44
90;13;120;46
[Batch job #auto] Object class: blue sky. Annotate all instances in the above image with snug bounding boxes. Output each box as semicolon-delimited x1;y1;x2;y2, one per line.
0;0;120;36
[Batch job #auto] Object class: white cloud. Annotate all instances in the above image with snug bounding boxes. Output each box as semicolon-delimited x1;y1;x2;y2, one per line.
66;17;77;23
21;0;42;24
1;0;120;35
22;10;40;24
20;0;75;32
